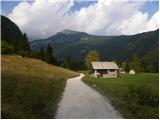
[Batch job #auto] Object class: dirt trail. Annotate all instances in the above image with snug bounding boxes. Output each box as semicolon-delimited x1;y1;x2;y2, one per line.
55;74;122;119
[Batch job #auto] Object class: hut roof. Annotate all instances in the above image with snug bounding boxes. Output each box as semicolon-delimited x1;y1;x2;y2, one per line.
91;61;119;70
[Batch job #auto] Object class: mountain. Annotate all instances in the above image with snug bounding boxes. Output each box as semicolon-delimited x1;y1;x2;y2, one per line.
1;15;30;54
60;29;81;34
30;29;159;72
1;15;23;44
30;29;111;59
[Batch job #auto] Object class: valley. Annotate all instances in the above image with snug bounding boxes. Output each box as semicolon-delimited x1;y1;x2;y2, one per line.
1;6;159;118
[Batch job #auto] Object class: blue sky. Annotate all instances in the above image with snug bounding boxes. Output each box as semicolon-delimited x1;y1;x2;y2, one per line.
1;1;31;15
140;1;159;18
1;0;159;40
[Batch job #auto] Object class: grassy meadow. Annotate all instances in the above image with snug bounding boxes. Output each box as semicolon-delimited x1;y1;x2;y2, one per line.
82;73;159;118
1;55;79;118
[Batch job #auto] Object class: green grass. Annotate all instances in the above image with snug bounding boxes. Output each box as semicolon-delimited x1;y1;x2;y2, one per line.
1;55;79;119
78;70;89;75
82;73;159;119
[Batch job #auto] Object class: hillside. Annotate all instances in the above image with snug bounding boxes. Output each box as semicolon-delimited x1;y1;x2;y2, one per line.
1;55;79;118
1;15;23;45
1;15;30;54
30;29;159;72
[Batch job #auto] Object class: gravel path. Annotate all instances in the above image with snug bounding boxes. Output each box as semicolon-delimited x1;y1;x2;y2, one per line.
55;73;122;119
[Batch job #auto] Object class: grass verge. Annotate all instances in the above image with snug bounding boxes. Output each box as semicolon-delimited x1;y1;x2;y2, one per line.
82;73;159;118
1;55;79;118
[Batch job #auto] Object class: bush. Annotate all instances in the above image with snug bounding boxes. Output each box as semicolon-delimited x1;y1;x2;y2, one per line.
17;50;30;57
1;41;13;54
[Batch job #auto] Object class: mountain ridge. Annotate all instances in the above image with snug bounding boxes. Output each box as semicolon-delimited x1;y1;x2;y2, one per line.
31;28;159;42
30;29;159;72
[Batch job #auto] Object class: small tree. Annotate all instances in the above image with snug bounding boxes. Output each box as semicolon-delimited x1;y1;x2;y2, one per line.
85;50;100;71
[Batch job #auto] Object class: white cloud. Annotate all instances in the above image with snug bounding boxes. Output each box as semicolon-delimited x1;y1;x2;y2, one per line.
8;0;159;40
146;11;159;31
105;10;159;35
106;12;149;35
9;0;74;40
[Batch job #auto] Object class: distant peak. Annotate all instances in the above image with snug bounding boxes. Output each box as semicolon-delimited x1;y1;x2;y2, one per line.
60;29;78;34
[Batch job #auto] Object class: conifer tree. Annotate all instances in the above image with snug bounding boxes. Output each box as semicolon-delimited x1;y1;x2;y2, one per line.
20;33;30;52
65;56;76;70
45;44;55;64
38;47;45;61
18;33;30;57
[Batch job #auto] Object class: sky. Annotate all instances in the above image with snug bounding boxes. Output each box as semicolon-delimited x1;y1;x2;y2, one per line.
1;0;159;40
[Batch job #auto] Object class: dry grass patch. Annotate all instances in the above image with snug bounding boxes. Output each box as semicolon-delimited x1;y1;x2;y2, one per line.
1;55;79;118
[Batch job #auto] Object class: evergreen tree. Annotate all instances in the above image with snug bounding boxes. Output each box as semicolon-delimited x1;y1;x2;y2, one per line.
65;56;76;70
45;44;55;64
18;33;30;57
60;63;66;68
38;47;45;61
20;33;30;52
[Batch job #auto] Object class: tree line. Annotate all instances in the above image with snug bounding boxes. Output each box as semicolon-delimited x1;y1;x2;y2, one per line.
2;33;79;70
84;50;150;73
2;32;157;73
2;33;30;55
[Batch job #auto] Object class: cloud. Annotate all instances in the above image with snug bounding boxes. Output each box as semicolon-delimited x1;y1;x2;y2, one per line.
146;11;159;31
8;0;159;40
105;10;159;35
106;12;149;35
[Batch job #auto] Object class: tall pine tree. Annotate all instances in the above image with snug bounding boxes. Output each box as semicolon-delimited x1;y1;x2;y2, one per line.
38;47;45;61
18;33;30;57
20;33;30;52
45;44;55;64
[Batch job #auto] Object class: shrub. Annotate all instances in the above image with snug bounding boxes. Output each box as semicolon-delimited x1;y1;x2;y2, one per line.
1;41;13;54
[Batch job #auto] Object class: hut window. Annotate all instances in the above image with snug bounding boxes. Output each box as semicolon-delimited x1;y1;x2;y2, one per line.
110;69;115;72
